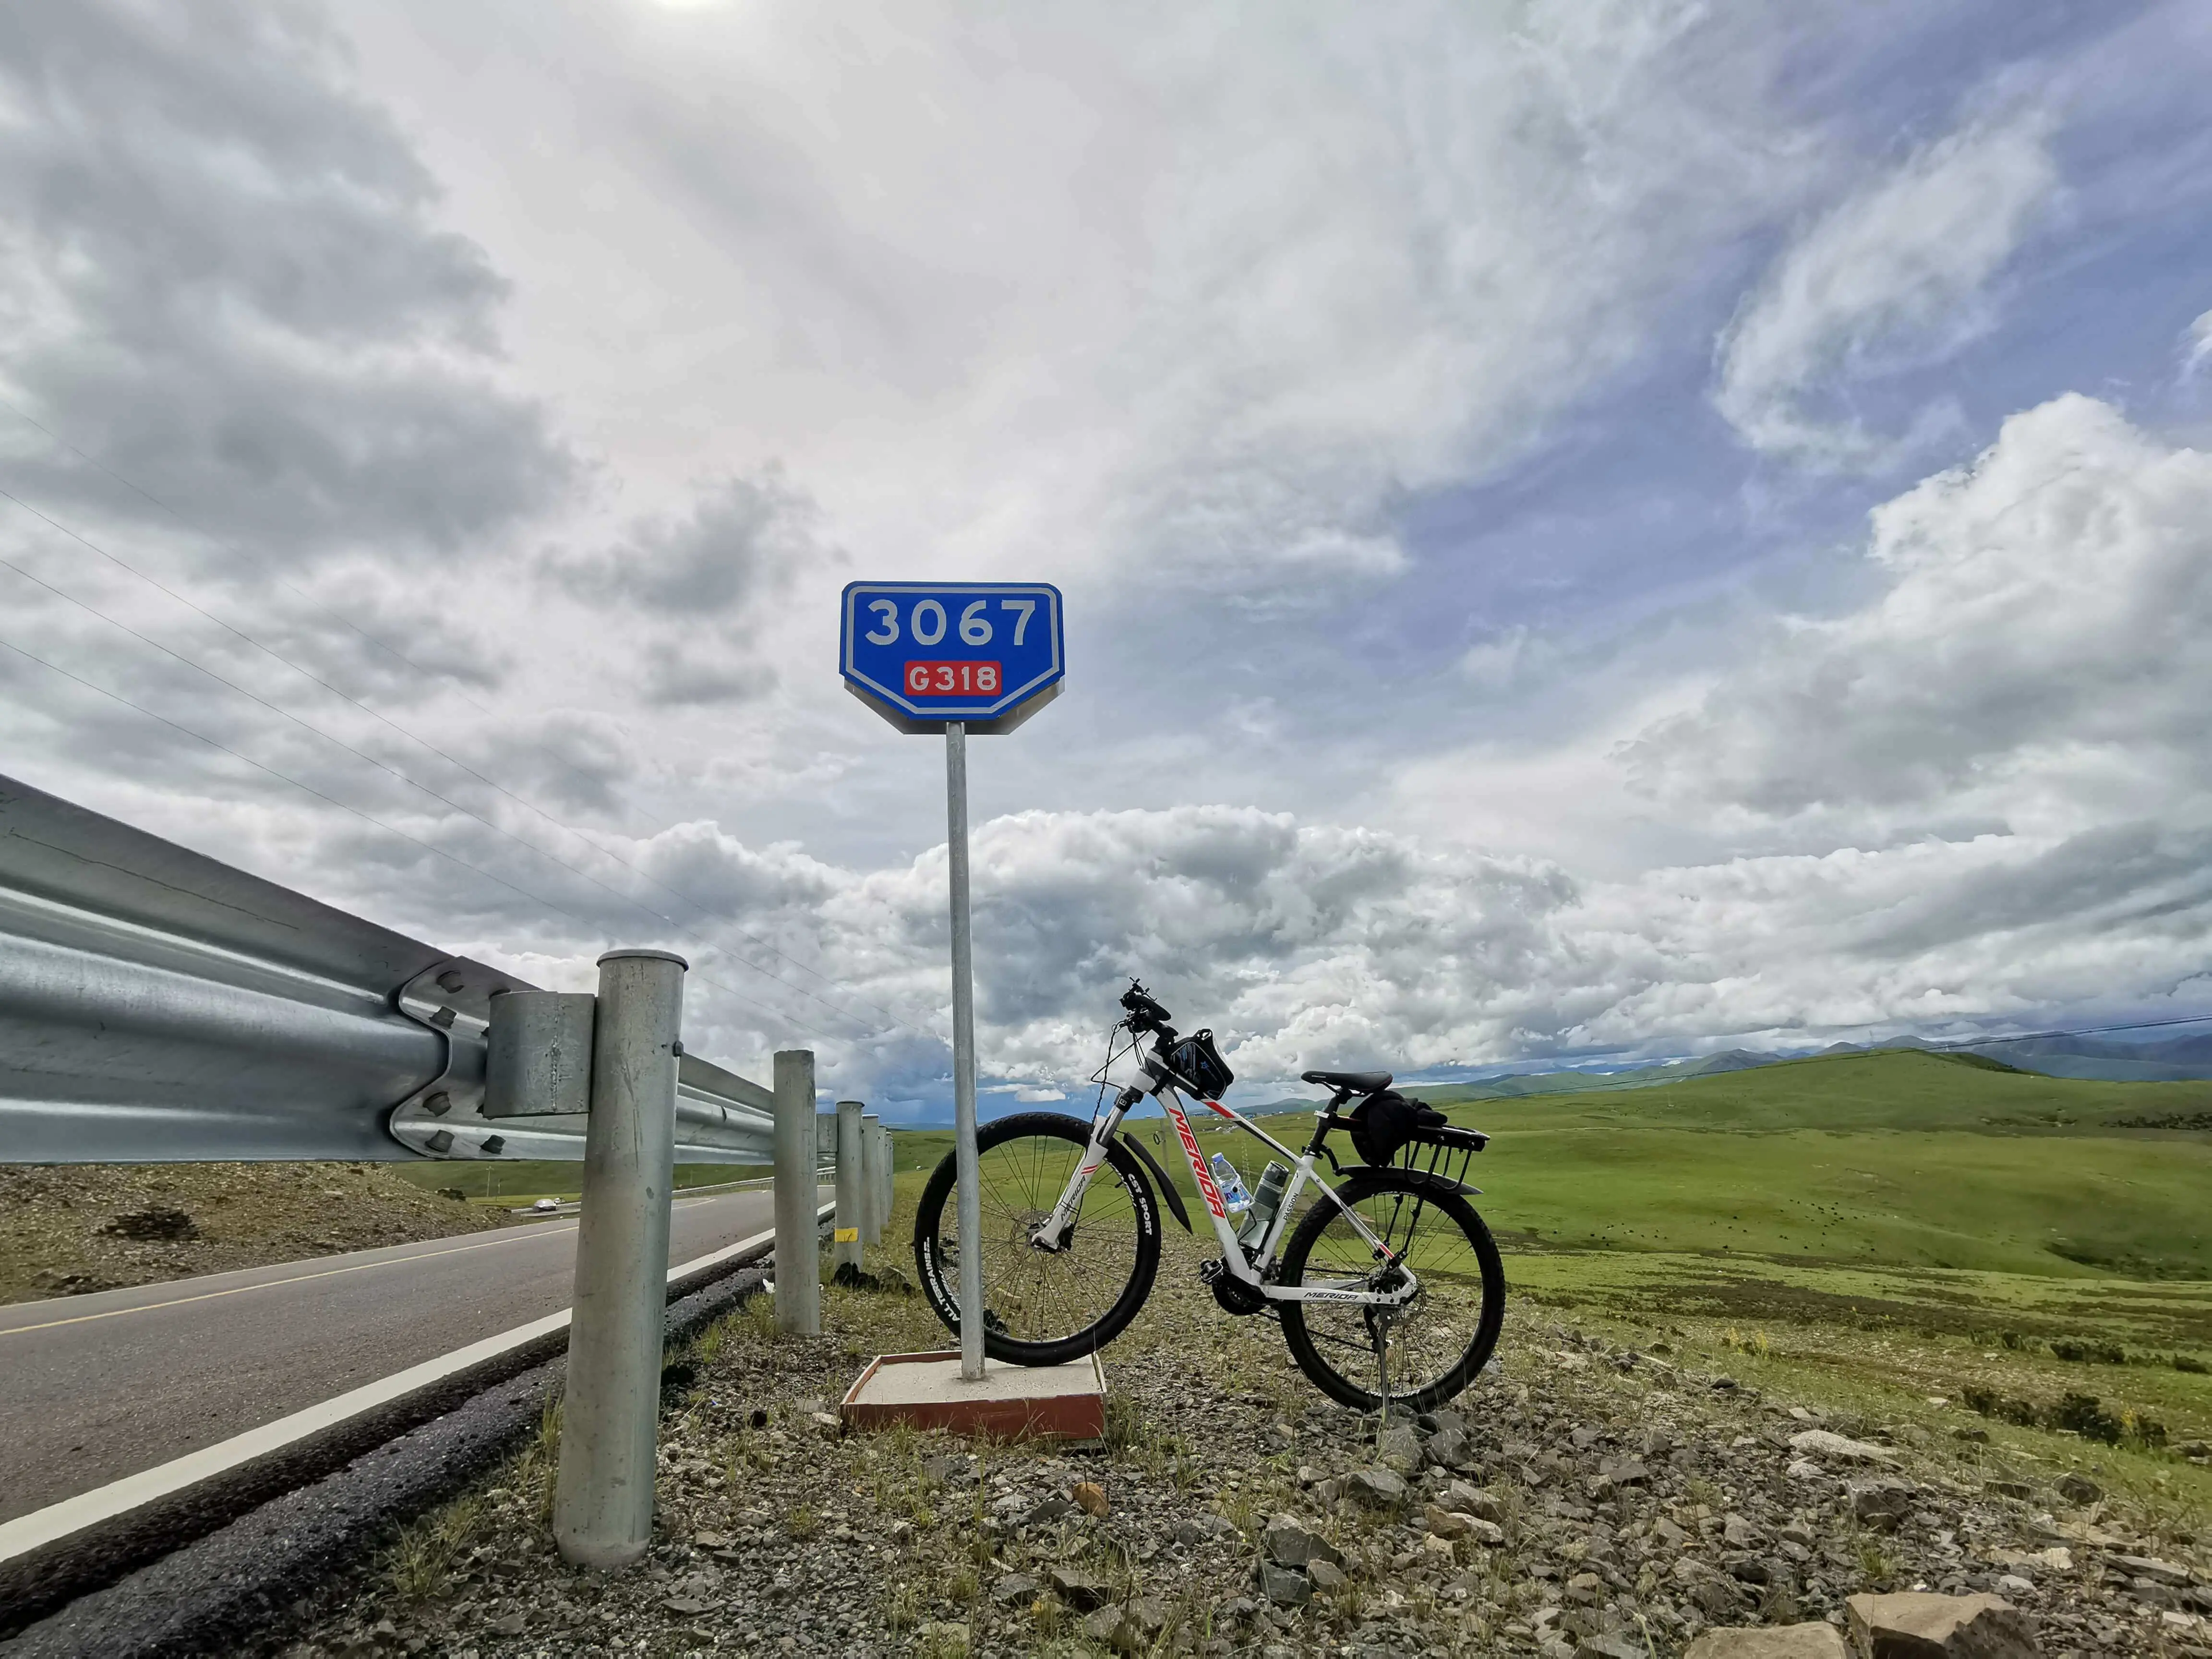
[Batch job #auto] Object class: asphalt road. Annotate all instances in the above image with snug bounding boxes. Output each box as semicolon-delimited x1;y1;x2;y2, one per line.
0;1186;812;1524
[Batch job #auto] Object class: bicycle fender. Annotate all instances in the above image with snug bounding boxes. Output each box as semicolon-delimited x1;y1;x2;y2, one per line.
1121;1133;1193;1232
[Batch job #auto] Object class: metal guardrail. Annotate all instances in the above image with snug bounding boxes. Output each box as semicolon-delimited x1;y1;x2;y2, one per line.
0;772;774;1165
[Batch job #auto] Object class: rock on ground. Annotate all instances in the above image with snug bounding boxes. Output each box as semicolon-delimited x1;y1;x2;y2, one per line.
1848;1591;2039;1658
1684;1624;1851;1658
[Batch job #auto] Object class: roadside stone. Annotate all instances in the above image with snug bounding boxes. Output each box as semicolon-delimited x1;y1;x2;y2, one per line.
1345;1466;1409;1509
1308;1559;1349;1593
1424;1504;1475;1540
991;1573;1041;1607
1847;1591;2039;1658
1676;1560;1749;1619
1256;1561;1312;1607
921;1453;978;1487
1576;1635;1647;1659
1433;1478;1504;1521
2054;1472;2102;1505
1081;1601;1166;1653
1175;1513;1238;1545
1427;1424;1474;1467
1683;1626;1850;1658
2111;1554;2193;1587
1261;1515;1345;1570
1849;1477;1917;1532
1046;1565;1115;1611
1024;1492;1079;1528
1790;1429;1899;1466
914;1621;971;1655
1377;1423;1425;1472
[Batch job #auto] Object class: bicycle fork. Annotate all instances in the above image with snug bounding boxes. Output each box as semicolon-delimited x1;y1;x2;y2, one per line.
1031;1092;1133;1250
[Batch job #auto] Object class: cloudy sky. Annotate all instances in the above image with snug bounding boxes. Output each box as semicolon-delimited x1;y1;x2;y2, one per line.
4;0;2211;1119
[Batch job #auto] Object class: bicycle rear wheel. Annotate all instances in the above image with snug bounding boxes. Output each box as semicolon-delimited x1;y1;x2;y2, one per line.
1276;1171;1505;1412
912;1111;1162;1367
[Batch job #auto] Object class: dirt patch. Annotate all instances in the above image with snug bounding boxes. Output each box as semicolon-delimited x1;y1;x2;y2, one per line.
0;1163;508;1306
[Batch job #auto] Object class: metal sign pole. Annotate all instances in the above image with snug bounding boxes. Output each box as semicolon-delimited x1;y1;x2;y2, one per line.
945;720;985;1381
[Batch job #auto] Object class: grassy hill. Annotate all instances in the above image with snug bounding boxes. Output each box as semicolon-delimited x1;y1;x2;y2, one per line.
1425;1046;2212;1133
895;1051;2212;1280
1422;1050;2212;1278
880;1048;2212;1516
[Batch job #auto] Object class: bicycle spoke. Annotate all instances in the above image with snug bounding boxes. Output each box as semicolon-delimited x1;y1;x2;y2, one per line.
1283;1178;1500;1410
929;1126;1150;1352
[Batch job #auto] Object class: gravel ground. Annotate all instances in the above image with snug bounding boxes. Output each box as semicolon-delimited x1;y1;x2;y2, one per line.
0;1163;505;1305
271;1218;2212;1659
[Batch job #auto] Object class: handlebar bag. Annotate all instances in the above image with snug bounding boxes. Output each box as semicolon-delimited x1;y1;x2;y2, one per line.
1163;1029;1234;1098
1348;1090;1448;1166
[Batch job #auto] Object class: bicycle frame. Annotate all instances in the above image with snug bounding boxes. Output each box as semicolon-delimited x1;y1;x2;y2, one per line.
1034;1072;1418;1308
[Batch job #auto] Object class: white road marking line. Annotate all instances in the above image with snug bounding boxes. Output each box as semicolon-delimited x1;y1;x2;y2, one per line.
0;1192;736;1339
0;1205;823;1567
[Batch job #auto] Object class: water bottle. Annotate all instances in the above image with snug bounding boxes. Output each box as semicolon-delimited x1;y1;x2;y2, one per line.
1208;1153;1252;1214
1238;1160;1291;1249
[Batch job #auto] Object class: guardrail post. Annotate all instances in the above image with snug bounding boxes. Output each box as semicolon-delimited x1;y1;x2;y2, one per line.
554;948;686;1570
878;1122;894;1231
833;1099;865;1275
861;1112;885;1244
773;1049;820;1336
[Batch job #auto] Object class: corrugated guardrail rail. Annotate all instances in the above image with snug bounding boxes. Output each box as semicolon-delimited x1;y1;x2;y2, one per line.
0;772;775;1166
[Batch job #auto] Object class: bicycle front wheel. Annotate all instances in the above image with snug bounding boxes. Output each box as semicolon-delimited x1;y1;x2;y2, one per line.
1277;1171;1505;1412
912;1111;1162;1367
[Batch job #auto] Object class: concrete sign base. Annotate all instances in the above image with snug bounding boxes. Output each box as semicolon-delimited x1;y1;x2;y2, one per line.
839;1351;1106;1441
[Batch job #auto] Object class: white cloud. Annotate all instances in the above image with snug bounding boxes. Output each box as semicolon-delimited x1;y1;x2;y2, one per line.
4;5;2209;1118
1715;110;2060;470
1625;394;2212;840
2186;308;2212;377
333;0;1817;608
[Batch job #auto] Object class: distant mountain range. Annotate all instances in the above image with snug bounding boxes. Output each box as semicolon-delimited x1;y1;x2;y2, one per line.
1882;1029;2212;1083
1399;1028;2212;1105
926;1023;2212;1129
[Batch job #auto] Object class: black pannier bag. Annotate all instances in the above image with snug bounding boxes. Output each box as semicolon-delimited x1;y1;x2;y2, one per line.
1348;1089;1449;1166
1164;1029;1234;1098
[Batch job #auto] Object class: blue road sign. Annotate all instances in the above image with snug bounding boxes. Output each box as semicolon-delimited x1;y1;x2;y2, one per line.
840;581;1064;733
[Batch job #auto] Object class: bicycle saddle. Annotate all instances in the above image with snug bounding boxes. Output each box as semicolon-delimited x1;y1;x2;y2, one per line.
1301;1069;1392;1096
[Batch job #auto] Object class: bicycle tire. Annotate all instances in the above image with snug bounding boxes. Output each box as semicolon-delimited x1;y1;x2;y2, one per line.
1276;1170;1505;1412
912;1110;1162;1367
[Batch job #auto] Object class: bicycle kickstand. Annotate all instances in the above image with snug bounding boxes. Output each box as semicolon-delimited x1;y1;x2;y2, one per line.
1373;1328;1392;1437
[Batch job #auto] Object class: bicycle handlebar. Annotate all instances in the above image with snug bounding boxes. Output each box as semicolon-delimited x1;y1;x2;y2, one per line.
1118;979;1175;1034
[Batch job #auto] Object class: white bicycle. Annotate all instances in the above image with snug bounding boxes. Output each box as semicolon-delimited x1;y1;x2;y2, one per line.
914;982;1505;1412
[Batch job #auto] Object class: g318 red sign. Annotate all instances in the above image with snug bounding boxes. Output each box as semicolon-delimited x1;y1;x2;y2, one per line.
905;661;1001;697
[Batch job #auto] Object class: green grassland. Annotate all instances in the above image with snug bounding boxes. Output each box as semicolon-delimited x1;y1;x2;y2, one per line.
878;1051;2212;1522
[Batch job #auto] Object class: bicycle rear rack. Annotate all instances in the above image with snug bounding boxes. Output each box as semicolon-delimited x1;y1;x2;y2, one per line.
1396;1122;1488;1191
